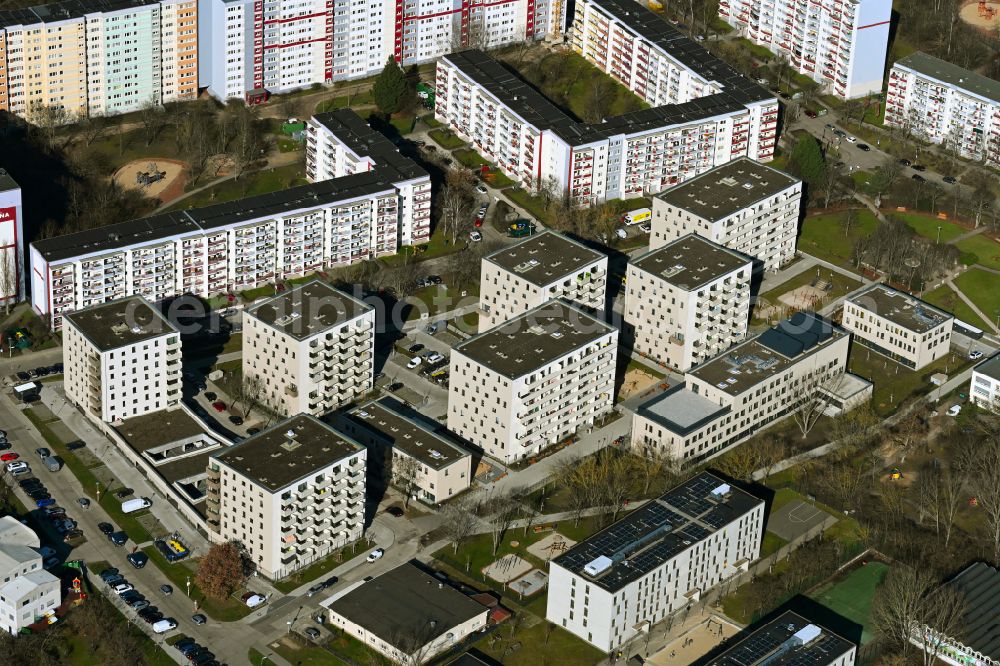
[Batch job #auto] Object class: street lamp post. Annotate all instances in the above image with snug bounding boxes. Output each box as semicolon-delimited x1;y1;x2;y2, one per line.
936;225;942;244
186;575;191;597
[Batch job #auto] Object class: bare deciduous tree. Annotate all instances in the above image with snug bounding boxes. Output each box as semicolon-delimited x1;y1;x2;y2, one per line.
441;498;479;554
0;247;16;314
969;438;1000;561
790;372;844;439
392;453;422;508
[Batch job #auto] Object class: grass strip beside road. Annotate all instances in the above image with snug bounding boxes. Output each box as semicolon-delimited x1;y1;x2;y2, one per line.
921;284;990;331
272;545;367;593
141;545;254;622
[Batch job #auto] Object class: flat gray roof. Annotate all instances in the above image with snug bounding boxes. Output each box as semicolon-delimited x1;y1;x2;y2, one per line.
974;353;1000;382
896;51;1000;105
0;169;18;192
706;611;856;666
328;563;487;652
848;284;952;333
65;296;178;352
454;301;615;379
213;415;364;492
246;280;372;340
117;409;213;453
348;397;469;470
485;230;605;288
631;234;750;290
655;157;799;222
636;384;729;436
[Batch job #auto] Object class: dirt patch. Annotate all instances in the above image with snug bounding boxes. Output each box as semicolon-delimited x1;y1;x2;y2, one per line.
113;159;188;203
619;368;661;400
960;0;1000;31
483;554;532;584
526;532;576;561
778;285;827;310
646;615;740;665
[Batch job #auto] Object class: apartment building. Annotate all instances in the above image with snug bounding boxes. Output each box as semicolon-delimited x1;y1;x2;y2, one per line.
547;472;764;652
63;296;181;424
650;157;802;272
479;230;607;330
243;280;374;417
448;300;617;464
205;414;366;580
435;0;778;205
0;517;61;635
30;111;430;330
842;284;953;370
306;110;431;247
632;312;850;465
0;0;197;120
707;611;857;666
625;235;752;372
885;52;1000;168
719;0;891;99
0;170;24;305
971;354;1000;411
337;396;472;503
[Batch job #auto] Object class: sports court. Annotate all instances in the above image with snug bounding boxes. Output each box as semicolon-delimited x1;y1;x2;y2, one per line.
766;499;834;542
809;561;889;644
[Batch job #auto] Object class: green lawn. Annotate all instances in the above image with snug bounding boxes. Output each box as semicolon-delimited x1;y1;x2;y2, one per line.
404;283;478;321
504;188;550;224
241;284;277;303
454;148;490;168
809;562;890;645
954;234;1000;270
421;115;442;128
890;213;965;243
527;51;647;121
273;546;366;593
141;546;254;622
761;532;788;556
757;268;862;322
167;164;307;212
797;210;878;266
381;226;466;266
848;345;970;416
390;114;416;135
275;637;361;666
920;284;991;331
314;90;374;113
428;129;466;149
473;619;606;666
952;268;1000;325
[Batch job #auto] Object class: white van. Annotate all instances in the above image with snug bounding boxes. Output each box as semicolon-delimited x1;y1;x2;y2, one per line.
152;618;177;634
121;497;152;514
622;208;651;226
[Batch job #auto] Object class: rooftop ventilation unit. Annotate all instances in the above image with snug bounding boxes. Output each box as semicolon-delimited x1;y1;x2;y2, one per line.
710;483;731;498
584;555;613;577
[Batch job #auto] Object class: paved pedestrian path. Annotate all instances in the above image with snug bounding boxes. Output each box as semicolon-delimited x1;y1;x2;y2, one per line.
946;277;999;333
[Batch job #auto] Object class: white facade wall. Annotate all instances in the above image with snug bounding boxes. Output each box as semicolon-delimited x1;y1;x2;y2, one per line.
719;0;891;99
841;294;953;371
0;174;25;305
0;518;61;635
971;364;1000;410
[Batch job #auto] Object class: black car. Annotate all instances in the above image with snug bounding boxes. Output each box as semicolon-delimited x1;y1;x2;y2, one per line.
104;575;125;587
128;552;149;569
912;164;927;171
386;382;404;392
98;522;115;535
307;582;325;597
139;608;163;624
115;488;134;499
408;343;424;354
192;652;216;666
15;371;31;382
912;174;926;182
51;363;64;374
428;275;442;285
943;176;957;184
34;367;49;376
27;489;51;501
857;143;871;151
19;479;42;489
386;506;405;517
229;415;244;426
0;442;10;451
322;575;338;589
120;590;142;604
109;531;128;546
66;441;87;451
176;642;200;656
204;392;217;402
99;568;120;581
246;428;261;436
191;613;207;625
898;158;912;166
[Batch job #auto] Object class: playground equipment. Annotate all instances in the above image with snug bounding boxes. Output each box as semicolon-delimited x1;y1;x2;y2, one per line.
135;162;166;187
980;0;997;20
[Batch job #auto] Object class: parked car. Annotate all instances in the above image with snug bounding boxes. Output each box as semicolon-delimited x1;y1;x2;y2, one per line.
34;447;50;459
66;441;86;451
845;135;857;143
77;498;90;509
109;531;128;546
211;401;226;412
152;618;177;634
857;143;871;151
139;608;163;624
1;452;20;462
27;489;50;501
406;357;422;369
160;585;173;595
16;371;30;382
387;382;404;392
113;583;134;595
474;219;483;228
943;176;957;184
43;556;60;569
898;158;912;166
63;530;84;543
912;164;927;171
970;350;984;360
132;600;151;612
115;488;134;499
366;548;385;563
475;184;488;195
191;613;207;625
947;404;962;417
0;442;10;451
242;593;266;608
304;627;321;640
408;343;424;354
386;506;405;517
246;428;261;436
912;174;925;182
121;498;151;514
8;463;29;476
128;552;149;569
639;223;651;233
36;498;56;508
229;415;244;426
98;522;115;536
307;583;325;597
322;576;338;589
615;228;627;239
204;392;217;402
99;568;119;581
425;352;444;364
470;230;482;242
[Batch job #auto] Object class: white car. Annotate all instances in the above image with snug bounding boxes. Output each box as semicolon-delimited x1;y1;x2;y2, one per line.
475;184;488;195
366;548;385;563
407;357;422;369
638;223;651;233
615;228;628;239
152;619;177;634
947;404;962;417
243;594;266;608
469;231;482;242
5;461;27;474
969;350;984;360
426;352;444;364
113;583;134;595
845;135;857;143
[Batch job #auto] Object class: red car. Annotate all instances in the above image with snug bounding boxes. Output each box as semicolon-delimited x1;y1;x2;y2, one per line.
474;219;483;228
0;453;18;462
211;401;227;412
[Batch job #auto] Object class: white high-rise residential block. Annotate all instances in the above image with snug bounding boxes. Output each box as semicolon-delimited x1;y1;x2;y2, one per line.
625;235;752;372
650;158;802;272
243;280;375;417
632;313;850;465
448;301;618;464
0;170;24;305
885;52;1000;168
64;296;181;424
841;284;953;371
205;414;366;580
0;517;61;635
971;354;1000;411
479;230;607;330
719;0;891;99
547;472;764;652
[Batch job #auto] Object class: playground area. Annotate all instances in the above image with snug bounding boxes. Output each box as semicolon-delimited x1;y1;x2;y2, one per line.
646;614;741;665
766;500;836;542
809;560;890;645
113;159;187;203
961;0;1000;29
483;554;533;584
619;366;664;400
509;569;548;597
526;532;577;561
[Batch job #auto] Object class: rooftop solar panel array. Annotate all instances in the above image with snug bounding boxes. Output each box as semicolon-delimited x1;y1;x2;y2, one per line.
706;611;856;666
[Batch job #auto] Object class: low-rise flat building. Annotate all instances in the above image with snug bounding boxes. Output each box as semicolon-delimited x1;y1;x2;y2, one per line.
64;296;181;424
547;472;764;652
971;354;1000;410
632;312;850;465
842;284;953;370
448;301;618;464
651;158;802;272
479;230;607;330
205;414;366;580
243;280;375;418
625;235;752;371
325;562;489;664
0;516;61;635
337;396;472;504
706;611;857;666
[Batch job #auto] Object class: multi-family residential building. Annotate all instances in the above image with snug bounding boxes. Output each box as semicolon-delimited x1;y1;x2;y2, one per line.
718;0;891;99
0;0;197;120
909;562;1000;666
0;170;24;305
30;111;429;330
0;517;61;635
435;0;778;205
448;300;618;464
205;414;366;579
479;230;607;330
625;235;752;372
63;296;181;424
337;396;472;504
971;354;1000;411
198;0;562;102
632;312;850;465
841;284;953;370
707;611;857;666
326;563;490;664
306;110;431;248
650;157;802;272
243;280;374;417
885;52;1000;167
547;472;764;652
